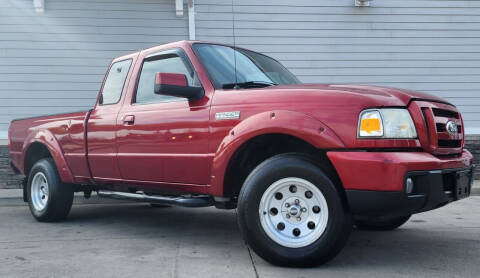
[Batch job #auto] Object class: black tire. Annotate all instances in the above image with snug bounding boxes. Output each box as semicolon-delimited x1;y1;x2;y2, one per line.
355;215;411;231
237;153;352;267
27;158;74;222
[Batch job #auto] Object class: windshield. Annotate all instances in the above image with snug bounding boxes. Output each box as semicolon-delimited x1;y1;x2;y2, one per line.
192;43;300;89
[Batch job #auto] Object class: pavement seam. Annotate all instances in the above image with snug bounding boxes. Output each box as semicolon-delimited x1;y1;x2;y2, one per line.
173;241;180;278
246;245;260;278
235;208;260;278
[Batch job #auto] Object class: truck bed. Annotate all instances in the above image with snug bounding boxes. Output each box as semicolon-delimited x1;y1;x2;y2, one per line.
9;110;91;181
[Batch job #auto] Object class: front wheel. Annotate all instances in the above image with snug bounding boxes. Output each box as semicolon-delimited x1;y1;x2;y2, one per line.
27;158;74;222
237;154;352;267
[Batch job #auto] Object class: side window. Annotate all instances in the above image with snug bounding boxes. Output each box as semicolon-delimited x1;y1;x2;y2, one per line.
99;59;132;105
135;54;199;104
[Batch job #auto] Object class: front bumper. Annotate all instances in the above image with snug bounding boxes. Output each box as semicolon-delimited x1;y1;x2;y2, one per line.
327;150;475;216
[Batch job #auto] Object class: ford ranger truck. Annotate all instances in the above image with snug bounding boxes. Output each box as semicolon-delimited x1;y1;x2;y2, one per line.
8;41;475;267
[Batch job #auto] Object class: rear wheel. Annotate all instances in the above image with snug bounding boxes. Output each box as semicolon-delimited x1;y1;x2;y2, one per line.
27;158;74;222
237;154;352;267
355;215;411;231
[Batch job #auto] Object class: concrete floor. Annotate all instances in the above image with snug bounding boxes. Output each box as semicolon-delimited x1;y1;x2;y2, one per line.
0;197;479;278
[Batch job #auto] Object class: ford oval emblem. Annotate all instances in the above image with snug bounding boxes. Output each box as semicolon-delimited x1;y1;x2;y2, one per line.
446;121;458;135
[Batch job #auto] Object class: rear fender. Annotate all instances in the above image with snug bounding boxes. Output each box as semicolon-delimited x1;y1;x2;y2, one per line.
22;129;74;183
209;110;345;196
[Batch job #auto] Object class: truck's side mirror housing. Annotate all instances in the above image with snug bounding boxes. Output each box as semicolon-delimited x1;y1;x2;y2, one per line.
154;72;204;100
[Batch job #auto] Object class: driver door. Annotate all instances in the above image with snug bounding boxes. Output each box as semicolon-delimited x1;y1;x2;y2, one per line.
116;49;212;187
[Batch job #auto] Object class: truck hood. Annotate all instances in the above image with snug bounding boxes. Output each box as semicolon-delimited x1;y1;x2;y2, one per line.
213;83;456;149
272;84;453;106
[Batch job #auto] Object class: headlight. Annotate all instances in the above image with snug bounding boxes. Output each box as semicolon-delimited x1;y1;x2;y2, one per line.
358;109;417;138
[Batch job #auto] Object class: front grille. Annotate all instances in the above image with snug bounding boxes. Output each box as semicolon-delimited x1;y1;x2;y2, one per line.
410;101;464;155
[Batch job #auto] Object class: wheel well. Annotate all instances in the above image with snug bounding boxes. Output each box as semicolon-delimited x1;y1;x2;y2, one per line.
24;142;52;177
223;133;342;198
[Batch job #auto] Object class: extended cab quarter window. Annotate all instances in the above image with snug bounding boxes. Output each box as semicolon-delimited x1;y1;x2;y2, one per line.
135;53;200;104
99;59;132;105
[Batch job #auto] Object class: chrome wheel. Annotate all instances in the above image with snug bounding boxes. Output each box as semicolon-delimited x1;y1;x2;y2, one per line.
31;172;49;211
259;177;329;248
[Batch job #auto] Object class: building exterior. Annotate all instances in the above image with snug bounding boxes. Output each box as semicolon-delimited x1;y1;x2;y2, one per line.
0;0;478;186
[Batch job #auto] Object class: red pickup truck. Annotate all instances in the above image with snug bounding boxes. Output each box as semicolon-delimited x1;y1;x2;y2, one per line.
8;41;475;267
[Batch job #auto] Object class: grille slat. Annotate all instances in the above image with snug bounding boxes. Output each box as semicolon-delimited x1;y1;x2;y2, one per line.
437;132;454;140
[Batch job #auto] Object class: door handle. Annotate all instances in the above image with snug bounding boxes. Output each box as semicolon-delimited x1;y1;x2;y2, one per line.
122;115;135;125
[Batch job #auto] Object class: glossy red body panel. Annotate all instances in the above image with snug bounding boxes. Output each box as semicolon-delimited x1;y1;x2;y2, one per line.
208;108;345;196
328;150;473;191
116;101;212;185
9;111;89;183
87;106;123;181
8;41;474;197
61;112;91;182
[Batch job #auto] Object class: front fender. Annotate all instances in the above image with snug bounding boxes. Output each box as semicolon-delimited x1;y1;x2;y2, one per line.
209;110;345;196
22;129;74;183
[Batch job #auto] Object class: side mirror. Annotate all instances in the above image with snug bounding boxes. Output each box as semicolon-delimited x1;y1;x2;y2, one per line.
154;72;204;100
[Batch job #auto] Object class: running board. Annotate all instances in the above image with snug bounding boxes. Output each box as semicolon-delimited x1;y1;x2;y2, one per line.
97;190;214;208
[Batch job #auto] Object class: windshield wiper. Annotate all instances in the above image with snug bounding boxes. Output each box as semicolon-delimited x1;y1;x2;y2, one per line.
222;81;278;89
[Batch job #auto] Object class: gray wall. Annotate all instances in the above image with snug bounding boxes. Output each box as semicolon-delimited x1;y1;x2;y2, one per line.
195;0;480;134
1;0;480;138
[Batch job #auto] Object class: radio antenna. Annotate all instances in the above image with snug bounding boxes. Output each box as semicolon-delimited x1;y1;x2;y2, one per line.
231;0;239;89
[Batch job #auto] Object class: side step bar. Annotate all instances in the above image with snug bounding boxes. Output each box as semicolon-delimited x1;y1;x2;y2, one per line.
97;190;214;208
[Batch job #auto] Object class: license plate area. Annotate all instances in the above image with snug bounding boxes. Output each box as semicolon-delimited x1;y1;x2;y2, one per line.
454;169;473;200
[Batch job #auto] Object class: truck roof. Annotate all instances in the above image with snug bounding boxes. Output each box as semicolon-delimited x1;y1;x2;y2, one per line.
112;40;235;63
